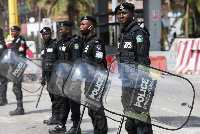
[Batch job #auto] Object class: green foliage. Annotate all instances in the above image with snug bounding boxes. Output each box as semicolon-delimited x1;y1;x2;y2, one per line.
37;0;94;29
169;0;200;34
37;0;94;23
0;1;8;8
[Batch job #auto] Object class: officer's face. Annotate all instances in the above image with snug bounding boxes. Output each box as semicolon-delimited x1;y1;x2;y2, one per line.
11;30;19;38
42;32;51;42
59;27;68;38
116;10;134;26
80;20;92;31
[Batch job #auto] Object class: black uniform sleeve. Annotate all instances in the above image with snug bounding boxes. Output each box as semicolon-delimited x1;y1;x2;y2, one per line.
92;41;105;67
56;41;61;59
70;41;82;62
42;70;46;79
52;40;59;62
135;30;151;66
41;44;45;72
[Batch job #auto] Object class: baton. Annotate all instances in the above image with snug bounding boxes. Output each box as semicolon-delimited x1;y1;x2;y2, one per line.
35;85;45;108
117;111;125;134
0;80;9;90
76;106;86;134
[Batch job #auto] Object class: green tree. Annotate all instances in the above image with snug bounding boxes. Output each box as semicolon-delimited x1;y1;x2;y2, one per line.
37;0;94;28
168;0;200;37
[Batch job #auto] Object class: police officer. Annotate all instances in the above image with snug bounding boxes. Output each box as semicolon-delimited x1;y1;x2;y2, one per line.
49;21;81;134
40;27;61;125
80;16;108;134
115;3;153;134
9;26;27;115
0;28;8;106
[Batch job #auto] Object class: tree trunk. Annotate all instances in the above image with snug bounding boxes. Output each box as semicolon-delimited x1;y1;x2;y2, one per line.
0;8;3;28
37;8;41;57
185;3;189;38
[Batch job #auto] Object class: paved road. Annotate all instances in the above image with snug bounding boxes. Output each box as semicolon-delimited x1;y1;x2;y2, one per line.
0;75;200;134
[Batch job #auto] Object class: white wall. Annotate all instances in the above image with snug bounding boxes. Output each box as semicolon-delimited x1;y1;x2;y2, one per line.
170;18;183;36
27;22;57;38
27;23;43;36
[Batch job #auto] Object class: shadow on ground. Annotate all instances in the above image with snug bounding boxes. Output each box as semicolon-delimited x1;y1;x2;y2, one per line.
25;109;51;114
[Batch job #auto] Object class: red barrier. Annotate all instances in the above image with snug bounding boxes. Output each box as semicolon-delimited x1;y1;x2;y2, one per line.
150;56;167;71
106;56;167;74
175;39;200;75
106;56;118;73
106;56;114;69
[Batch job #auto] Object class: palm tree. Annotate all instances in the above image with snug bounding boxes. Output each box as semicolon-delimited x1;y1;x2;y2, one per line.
37;0;94;28
168;0;200;37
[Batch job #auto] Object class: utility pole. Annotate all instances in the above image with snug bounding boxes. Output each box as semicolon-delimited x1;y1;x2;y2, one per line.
7;0;18;41
143;0;162;51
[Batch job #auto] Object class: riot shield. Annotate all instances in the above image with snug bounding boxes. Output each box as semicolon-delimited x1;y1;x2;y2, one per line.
22;59;42;93
103;58;195;130
48;60;73;96
63;58;108;111
0;49;42;92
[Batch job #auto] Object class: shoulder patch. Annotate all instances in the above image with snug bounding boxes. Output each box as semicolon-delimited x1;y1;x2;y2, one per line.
136;35;143;43
21;40;25;44
59;46;62;51
0;45;3;49
18;46;24;52
74;44;79;49
95;51;103;59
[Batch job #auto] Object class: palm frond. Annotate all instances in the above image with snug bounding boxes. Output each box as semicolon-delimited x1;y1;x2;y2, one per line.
37;0;49;9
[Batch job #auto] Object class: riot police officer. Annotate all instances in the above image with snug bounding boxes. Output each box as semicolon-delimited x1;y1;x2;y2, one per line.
115;3;153;134
80;16;108;134
49;21;82;134
0;28;8;106
40;27;61;125
9;26;27;115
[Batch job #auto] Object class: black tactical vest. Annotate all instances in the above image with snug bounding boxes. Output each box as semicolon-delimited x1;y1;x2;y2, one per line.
58;35;78;60
118;21;150;65
41;39;57;71
82;36;107;68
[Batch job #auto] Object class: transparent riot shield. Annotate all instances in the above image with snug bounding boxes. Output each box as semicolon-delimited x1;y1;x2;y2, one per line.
48;60;73;96
103;58;195;130
63;58;108;111
22;59;42;93
0;49;42;92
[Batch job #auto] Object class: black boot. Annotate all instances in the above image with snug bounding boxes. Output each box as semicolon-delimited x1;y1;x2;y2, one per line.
44;112;54;124
9;103;24;116
0;99;7;106
65;121;81;134
47;112;60;125
49;122;66;134
44;116;53;124
93;116;108;134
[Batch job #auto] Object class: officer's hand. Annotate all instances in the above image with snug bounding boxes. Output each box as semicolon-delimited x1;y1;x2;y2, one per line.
41;78;46;86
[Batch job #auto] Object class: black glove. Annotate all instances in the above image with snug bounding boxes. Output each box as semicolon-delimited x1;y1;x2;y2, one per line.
41;77;46;86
